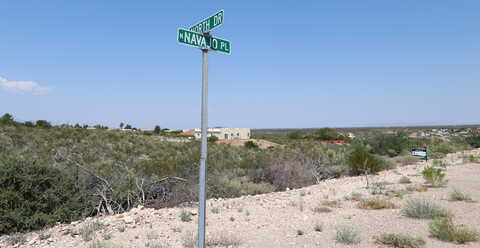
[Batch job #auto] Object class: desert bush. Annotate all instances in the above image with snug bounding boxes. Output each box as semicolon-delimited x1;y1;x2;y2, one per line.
335;226;361;244
346;147;389;176
429;217;479;244
465;131;480;148
244;140;258;149
182;230;197;248
344;192;363;201
422;167;447;187
314;223;323;232
405;184;428;192
0;153;86;234
179;210;192;222
312;206;332;213
296;229;304;236
6;233;26;245
399;176;412;184
79;220;104;241
402;199;450;219
431;159;448;168
367;132;409;157
206;233;241;247
88;241;121;248
357;197;396;210
375;233;425;248
207;136;219;143
448;189;473;202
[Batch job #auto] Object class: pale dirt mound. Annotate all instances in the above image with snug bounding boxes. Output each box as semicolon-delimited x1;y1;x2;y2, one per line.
215;139;280;149
1;149;480;248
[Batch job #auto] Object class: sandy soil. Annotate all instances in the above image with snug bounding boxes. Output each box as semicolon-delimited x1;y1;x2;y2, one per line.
1;149;480;248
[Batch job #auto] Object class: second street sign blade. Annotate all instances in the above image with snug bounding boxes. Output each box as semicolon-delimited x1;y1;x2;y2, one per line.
209;36;230;54
189;10;224;33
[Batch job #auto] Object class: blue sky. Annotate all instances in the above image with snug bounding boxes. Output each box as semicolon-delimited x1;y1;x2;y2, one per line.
1;1;479;130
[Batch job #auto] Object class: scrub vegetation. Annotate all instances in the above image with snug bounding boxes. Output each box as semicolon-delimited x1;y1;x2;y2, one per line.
0;113;476;234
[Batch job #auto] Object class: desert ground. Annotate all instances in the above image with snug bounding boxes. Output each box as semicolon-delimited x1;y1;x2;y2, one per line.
2;149;480;248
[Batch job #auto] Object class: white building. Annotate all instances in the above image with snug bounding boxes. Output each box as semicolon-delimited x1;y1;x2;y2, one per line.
183;128;251;140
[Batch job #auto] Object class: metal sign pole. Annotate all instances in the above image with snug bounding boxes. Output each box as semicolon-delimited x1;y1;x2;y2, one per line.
198;47;208;248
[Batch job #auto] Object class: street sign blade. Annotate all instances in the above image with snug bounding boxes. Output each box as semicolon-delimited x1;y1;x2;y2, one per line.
209;36;231;54
189;10;224;33
178;28;231;54
177;28;209;49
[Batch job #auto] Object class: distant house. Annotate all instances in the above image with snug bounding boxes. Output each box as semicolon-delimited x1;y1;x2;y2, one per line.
182;128;251;140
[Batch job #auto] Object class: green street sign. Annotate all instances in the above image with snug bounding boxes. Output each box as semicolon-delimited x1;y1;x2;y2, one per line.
177;28;231;54
209;36;230;54
178;28;209;48
189;10;224;33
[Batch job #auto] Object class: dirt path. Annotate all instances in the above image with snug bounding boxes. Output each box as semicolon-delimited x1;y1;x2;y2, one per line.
2;149;480;248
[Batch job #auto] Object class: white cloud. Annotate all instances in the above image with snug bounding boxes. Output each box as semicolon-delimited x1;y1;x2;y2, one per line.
0;76;51;95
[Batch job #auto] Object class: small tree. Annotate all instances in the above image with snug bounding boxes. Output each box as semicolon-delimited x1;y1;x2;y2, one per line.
315;128;338;140
124;124;132;130
35;120;52;128
0;113;15;125
153;125;162;134
23;121;34;127
119;122;124;129
346;147;383;176
287;131;302;139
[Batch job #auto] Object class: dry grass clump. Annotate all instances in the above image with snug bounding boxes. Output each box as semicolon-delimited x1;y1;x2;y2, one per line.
321;200;341;208
179;209;192;222
312;206;333;213
335;226;361;244
375;233;425;248
448;189;473;202
88;241;121;248
6;233;26;246
402;199;450;219
79;220;105;242
429;217;479;244
405;184;428;192
344;192;363;201
206;233;241;247
357;197;397;210
399;176;412;184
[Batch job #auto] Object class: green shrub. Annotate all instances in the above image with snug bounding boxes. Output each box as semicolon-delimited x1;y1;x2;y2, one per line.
6;233;26;245
402;199;450;219
346;147;388;176
448;189;473;202
0;154;86;234
335;226;361;244
244;141;259;149
367;132;409;157
421;167;447;187
429;217;479;244
296;229;304;236
314;223;323;232
375;233;425;248
207;136;219;143
465;131;480;148
180;210;192;222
